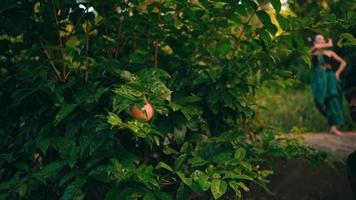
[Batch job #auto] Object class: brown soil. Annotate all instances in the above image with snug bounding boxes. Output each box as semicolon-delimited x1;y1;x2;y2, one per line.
301;132;356;159
247;132;356;200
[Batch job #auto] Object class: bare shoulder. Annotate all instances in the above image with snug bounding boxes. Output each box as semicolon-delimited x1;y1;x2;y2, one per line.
322;50;335;56
323;50;345;62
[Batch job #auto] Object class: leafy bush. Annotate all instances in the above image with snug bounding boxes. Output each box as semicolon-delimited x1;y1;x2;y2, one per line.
0;0;349;199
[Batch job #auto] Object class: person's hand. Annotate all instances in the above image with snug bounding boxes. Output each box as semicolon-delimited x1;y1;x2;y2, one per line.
335;72;340;80
326;39;333;47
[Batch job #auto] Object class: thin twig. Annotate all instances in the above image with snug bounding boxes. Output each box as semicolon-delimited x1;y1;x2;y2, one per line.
39;41;63;81
154;0;163;68
154;40;159;67
51;0;67;80
84;1;91;82
236;1;268;46
115;17;125;58
236;9;258;47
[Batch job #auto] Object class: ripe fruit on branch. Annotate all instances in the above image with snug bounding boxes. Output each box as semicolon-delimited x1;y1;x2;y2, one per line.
130;103;154;121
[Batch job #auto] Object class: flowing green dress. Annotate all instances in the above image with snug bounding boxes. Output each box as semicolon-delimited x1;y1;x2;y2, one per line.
311;53;344;126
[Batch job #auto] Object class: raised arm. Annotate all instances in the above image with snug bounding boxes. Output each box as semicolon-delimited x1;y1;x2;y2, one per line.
330;51;347;80
311;39;333;52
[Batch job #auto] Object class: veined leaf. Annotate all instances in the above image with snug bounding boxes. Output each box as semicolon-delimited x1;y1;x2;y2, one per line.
143;192;156;200
54;104;77;125
338;33;356;47
229;181;242;199
37;137;50;154
234;147;246;161
211;179;227;199
107;112;123;127
156;162;173;172
62;176;87;200
176;171;193;187
34;161;67;182
155;191;173;200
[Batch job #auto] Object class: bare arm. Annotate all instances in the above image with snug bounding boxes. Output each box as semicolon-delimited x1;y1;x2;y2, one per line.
311;39;333;52
330;51;347;80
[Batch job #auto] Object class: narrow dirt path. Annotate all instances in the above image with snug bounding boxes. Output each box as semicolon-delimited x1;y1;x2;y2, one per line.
248;132;356;199
299;132;356;159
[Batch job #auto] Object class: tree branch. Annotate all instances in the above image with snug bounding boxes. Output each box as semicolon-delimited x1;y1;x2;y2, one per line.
51;0;67;80
39;42;63;81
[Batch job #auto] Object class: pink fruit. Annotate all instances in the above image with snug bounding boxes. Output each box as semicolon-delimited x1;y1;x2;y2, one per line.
130;103;154;121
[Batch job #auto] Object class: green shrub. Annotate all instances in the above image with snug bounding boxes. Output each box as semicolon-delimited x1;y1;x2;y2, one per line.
0;1;351;199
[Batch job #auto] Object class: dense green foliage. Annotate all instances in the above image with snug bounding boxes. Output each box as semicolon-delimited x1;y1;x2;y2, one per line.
0;0;353;199
252;0;356;134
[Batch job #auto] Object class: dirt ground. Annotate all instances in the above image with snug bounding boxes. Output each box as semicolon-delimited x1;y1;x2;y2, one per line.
301;132;356;159
247;132;356;200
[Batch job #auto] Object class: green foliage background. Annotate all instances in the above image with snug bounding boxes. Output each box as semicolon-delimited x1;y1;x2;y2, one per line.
0;0;354;199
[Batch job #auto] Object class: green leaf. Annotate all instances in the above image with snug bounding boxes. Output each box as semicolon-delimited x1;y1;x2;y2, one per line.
174;154;187;169
144;192;156;200
59;171;78;187
228;181;242;199
107;112;123;127
62;177;86;200
217;39;231;55
120;70;136;82
276;14;289;30
0;178;17;191
193;171;210;191
173;126;187;144
66;36;81;48
155;191;173;200
271;0;281;13
54;104;77;125
176;183;190;200
136;165;160;189
236;181;250;192
211;152;232;163
259;29;272;43
210;179;227;199
163;146;178;155
240;161;252;171
177;171;193;187
256;11;277;35
234;174;254;181
234;147;246;161
15;162;30;172
105;187;120;200
17;183;27;198
174;95;201;104
34;161;67;182
137;68;171;80
242;0;258;10
337;33;356;47
156;162;173;172
257;10;270;23
37;137;50;154
235;5;247;16
188;156;208;167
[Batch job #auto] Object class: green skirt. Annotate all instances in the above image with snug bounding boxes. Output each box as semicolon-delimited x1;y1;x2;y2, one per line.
311;66;344;126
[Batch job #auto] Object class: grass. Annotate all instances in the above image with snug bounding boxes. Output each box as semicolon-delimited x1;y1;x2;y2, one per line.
253;81;355;133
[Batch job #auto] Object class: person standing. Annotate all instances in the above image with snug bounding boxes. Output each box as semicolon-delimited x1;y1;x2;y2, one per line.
311;34;347;135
